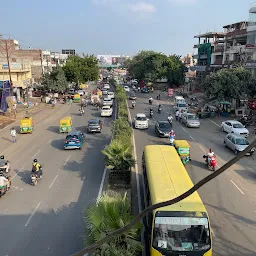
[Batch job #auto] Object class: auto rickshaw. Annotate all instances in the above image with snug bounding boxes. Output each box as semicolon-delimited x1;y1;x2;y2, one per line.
59;116;72;133
174;140;191;165
20;116;34;134
73;93;81;103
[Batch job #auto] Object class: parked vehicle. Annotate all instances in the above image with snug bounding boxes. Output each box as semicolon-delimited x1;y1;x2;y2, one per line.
103;84;110;90
101;106;113;117
221;120;249;137
102;98;113;106
181;112;200;128
224;133;255;155
87;119;103;133
155;121;172;137
134;113;149;129
107;91;115;99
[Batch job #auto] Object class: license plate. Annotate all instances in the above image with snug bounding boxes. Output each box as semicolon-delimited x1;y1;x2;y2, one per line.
23;128;28;130
69;142;75;144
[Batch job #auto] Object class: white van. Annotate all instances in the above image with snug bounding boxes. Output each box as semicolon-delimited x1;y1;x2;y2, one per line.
174;102;188;113
174;96;186;105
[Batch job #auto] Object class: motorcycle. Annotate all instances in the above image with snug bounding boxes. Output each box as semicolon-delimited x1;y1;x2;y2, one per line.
31;167;43;186
79;108;85;116
149;110;153;118
169;135;175;146
168;116;173;124
158;107;162;114
149;99;153;105
203;155;217;171
132;102;136;109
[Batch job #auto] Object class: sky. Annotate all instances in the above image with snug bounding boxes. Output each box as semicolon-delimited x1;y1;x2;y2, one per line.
1;0;254;56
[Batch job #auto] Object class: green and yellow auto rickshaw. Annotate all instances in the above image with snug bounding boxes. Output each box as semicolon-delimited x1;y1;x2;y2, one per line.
174;140;191;165
73;93;81;103
59;116;72;133
20;116;34;134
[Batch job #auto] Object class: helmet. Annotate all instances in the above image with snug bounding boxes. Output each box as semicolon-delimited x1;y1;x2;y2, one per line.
171;130;174;133
33;159;38;163
209;148;213;153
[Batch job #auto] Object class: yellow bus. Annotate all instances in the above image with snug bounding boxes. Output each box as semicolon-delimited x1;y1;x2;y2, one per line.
142;145;212;256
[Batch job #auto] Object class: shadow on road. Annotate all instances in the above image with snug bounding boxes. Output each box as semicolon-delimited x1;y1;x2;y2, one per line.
1;136;12;143
47;126;59;133
17;169;31;185
234;169;256;184
51;138;65;150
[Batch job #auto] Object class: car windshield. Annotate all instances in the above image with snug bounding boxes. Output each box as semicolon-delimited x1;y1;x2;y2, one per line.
89;121;99;126
66;135;78;140
236;138;249;145
159;122;171;129
233;123;243;128
104;99;111;101
188;115;199;120
178;103;187;107
136;116;147;121
153;217;211;253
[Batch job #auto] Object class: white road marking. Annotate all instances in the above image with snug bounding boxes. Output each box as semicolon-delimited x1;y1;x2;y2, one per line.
97;168;107;201
11;166;24;180
210;119;221;127
32;150;40;159
199;146;207;153
181;127;188;133
24;202;41;227
49;175;58;189
189;135;195;141
64;156;70;165
47;139;52;144
230;180;244;195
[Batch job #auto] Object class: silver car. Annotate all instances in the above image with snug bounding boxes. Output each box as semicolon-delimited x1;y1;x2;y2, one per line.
181;113;200;128
224;133;254;155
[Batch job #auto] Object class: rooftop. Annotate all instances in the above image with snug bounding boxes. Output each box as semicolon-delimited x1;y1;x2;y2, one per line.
194;32;226;39
223;21;248;28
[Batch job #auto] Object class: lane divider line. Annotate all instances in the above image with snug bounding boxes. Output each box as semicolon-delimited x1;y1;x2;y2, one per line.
199;146;207;153
24;202;41;227
64;156;70;166
189;135;195;141
210;119;221;128
32;150;40;159
181;127;188;133
49;175;58;189
47;139;52;144
230;180;244;195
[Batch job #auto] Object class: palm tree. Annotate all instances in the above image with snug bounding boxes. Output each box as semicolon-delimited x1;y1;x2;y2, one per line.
102;140;135;170
84;192;143;256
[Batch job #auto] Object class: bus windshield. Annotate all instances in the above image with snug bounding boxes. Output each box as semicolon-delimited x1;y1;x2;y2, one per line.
153;217;211;252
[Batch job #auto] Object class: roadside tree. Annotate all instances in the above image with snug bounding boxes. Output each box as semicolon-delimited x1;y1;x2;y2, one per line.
203;67;256;101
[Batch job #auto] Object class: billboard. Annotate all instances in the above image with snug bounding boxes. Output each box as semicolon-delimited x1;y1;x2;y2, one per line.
112;57;126;66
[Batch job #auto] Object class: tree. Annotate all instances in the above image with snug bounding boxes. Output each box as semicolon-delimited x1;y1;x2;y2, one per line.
127;51;186;85
84;192;143;256
203;67;256;101
63;55;99;84
42;66;68;92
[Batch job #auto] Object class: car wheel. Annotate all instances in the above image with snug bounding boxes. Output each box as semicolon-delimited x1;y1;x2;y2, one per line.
235;150;239;155
186;123;189;128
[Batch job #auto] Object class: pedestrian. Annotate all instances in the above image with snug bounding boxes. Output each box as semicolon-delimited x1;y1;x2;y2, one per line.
10;127;17;143
175;110;179;121
178;110;182;122
69;98;73;105
13;103;17;119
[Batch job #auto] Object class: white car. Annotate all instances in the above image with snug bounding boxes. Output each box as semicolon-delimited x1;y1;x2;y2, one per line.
76;90;84;96
107;92;115;99
123;86;130;92
102;90;108;96
101;106;113;117
221;120;249;137
134;113;149;129
102;98;113;106
103;84;110;90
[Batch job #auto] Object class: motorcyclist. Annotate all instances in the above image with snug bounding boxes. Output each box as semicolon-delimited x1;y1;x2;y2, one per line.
132;100;136;108
168;114;173;123
149;97;153;104
158;104;162;112
32;159;43;178
207;148;215;164
149;107;153;117
169;130;175;139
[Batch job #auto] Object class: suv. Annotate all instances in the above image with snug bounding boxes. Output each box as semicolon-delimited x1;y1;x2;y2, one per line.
134;113;149;129
87;119;102;133
224;133;254;155
181;113;200;128
64;131;85;150
155;121;172;137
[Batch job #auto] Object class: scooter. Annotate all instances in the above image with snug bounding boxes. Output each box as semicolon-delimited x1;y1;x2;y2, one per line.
30;167;43;186
80;109;85;116
158;107;162;114
132;102;136;109
149;110;153;118
149;99;153;105
203;155;217;171
169;136;175;146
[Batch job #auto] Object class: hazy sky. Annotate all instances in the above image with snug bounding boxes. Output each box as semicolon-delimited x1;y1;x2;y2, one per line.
1;0;253;56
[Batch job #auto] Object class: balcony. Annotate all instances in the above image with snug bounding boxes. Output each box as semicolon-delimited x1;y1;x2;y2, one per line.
226;29;247;38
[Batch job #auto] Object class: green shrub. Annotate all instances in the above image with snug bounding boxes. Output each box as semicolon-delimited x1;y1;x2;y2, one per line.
84;191;143;255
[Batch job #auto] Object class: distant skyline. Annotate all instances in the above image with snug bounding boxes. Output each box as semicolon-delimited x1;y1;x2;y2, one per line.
1;0;254;56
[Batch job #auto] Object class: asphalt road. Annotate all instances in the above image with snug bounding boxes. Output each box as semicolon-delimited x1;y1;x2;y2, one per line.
129;90;256;256
0;86;114;256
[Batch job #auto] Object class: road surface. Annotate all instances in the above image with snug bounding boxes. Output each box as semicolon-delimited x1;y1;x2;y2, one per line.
0;87;114;256
129;90;256;256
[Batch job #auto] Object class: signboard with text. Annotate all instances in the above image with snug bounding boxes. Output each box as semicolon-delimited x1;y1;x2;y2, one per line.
168;88;174;97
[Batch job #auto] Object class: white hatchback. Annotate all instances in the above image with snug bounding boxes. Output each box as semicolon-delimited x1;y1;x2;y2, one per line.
101;106;113;117
221;120;249;137
103;84;110;90
134;113;149;129
107;92;115;99
123;86;130;92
